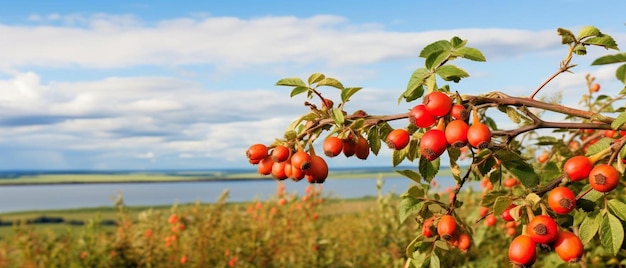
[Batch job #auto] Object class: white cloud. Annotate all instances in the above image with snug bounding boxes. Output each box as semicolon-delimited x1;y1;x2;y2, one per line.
0;13;567;72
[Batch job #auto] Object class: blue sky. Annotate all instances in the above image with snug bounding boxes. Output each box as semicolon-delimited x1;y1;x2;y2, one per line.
0;1;624;170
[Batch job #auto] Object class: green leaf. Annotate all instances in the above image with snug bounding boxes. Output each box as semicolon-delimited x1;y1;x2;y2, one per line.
600;213;625;256
583;34;619;50
579;211;601;245
611;111;626;130
616;64;626;84
276;77;306;87
493;197;513;216
608;199;626;221
480;190;508;208
406;139;420;161
402;68;429;103
399;195;423;223
495;150;539;187
592;53;626;65
316;77;344;89
331;108;344;126
557;28;576;45
450;36;466;48
578;26;600;39
393;148;407;167
503;106;522;124
585;138;613;156
430;252;440;268
436;65;469;83
573;45;587;56
367;126;381;156
419;40;451;58
396;169;422;184
308;73;325;85
419;156;440;183
453;47;486;62
341;87;363;103
289;86;309;97
425;50;449;70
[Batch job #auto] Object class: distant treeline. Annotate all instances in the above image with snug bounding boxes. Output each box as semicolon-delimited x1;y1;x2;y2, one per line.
0;216;116;226
0;166;424;179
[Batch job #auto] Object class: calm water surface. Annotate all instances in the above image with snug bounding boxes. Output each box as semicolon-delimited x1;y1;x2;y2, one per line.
0;175;461;213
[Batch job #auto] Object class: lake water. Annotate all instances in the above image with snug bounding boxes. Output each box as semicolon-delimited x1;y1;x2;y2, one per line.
0;175;462;214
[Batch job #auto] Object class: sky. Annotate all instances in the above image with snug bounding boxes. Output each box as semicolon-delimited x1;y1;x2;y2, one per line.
0;0;625;171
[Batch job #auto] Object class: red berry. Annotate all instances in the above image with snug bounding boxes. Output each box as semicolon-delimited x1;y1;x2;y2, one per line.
291;151;312;171
419;129;448;161
484;214;497;227
553;231;584;263
508;235;537;267
305;155;328;184
467;123;491;149
423;92;452;117
563;156;592;182
257;156;274;175
422;217;435;238
527;215;559;244
386;129;411;150
437;215;457;240
323;136;343;157
445;119;470;148
271;145;291;163
501;205;519;222
409;104;437;128
342;138;357;157
246;144;268;161
547;186;576;215
450;104;469;121
588;164;620;192
355;136;370;160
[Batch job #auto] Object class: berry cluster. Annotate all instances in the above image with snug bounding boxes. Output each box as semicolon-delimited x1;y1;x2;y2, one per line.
388;91;492;161
246;143;329;183
421;214;472;252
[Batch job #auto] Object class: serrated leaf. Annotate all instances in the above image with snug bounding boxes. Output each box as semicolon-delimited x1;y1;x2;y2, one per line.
419;156;439;183
436;65;469;83
367;127;381;155
584;34;619;50
399;195;424;223
493;197;513;216
480;190;508;208
579;211;601;245
396;169;422;184
341;87;362;102
425;50;449;70
585;138;613;156
616;64;626;84
454;47;486;62
611;111;626;130
331;108;344;126
600;213;624;256
308;73;325;85
393;148;407;167
402;68;429;103
419;40;451;58
407;184;425;198
592;53;626;65
581;185;604;202
557;28;576;45
608;199;626;221
276;77;306;87
578;26;600;39
290;86;309;97
316;77;344;89
496;150;539;187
